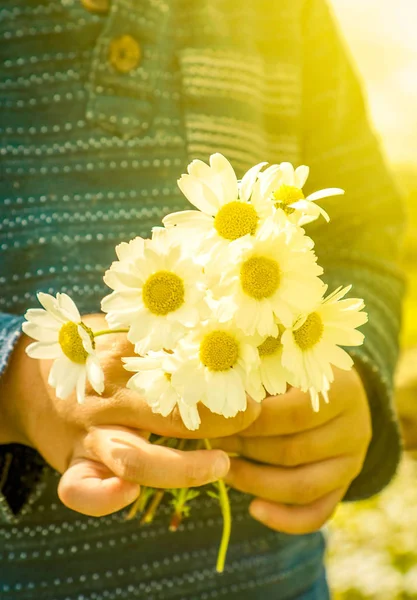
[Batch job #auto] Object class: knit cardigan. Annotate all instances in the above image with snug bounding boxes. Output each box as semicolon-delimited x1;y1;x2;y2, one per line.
0;0;405;597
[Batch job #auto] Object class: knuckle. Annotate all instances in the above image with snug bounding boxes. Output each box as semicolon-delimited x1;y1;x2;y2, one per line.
116;450;147;482
280;436;304;466
299;477;321;505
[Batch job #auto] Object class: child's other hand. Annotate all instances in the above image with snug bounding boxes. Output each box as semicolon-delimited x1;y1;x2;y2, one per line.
212;368;372;534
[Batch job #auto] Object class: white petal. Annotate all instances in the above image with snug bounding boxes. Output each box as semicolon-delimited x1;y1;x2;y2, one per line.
76;369;87;404
26;341;61;359
245;368;266;403
259;165;282;197
178;175;220;215
279;162;295;186
115;236;145;261
260;356;288;396
57;293;81;322
37;293;69;323
188;158;213;179
55;364;82;400
322;342;354;371
22;322;58;342
209;153;238;204
323;326;364;346
103;269;143;291
240;162;267;202
24;308;60;330
294;165;310;189
306;188;344;203
178;399;201;431
309;388;320;412
86;355;105;394
78;325;94;354
163;210;213;230
203;372;228;414
48;356;70;387
225;370;247;414
101;289;142;313
292;200;331;223
323;285;350;304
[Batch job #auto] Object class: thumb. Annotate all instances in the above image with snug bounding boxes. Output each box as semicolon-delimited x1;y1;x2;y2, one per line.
83;425;231;488
58;457;140;517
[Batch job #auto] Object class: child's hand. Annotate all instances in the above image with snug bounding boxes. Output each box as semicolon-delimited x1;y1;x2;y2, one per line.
58;425;232;517
212;368;372;534
0;314;261;516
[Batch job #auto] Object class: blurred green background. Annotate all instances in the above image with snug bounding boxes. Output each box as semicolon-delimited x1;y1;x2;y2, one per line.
327;2;417;597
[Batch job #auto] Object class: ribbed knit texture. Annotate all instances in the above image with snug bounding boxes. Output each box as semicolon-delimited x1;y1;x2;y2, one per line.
0;0;405;597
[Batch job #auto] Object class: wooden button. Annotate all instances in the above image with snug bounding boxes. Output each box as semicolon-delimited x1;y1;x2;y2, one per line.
109;35;142;74
80;0;110;14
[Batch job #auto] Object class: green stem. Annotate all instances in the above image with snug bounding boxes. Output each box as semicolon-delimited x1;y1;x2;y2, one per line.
140;490;165;525
93;328;129;337
125;487;151;521
204;439;231;574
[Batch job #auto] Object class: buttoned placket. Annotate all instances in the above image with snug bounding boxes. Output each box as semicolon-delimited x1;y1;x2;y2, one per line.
82;0;172;139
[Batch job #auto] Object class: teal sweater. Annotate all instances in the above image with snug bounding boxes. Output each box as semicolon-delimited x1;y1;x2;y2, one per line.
0;0;405;597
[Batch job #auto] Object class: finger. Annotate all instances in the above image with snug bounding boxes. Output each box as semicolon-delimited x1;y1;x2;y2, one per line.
83;332;263;438
249;487;346;535
225;454;361;505
212;413;358;467
239;387;340;437
83;425;231;488
58;458;140;517
80;387;262;440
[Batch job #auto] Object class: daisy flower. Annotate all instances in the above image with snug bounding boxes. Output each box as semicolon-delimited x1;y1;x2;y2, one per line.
281;285;368;411
162;153;269;259
101;229;209;354
171;321;265;419
213;218;326;336
123;352;201;431
23;292;104;404
252;162;344;225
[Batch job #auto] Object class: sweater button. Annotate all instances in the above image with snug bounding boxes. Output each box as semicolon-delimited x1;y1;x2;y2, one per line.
108;35;142;73
81;0;110;14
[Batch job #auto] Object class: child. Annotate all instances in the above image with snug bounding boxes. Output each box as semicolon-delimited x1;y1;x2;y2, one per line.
0;0;404;597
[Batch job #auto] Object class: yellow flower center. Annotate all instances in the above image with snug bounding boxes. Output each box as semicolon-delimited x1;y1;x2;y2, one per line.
200;330;239;371
142;270;185;316
164;372;172;382
293;312;324;350
258;335;282;357
58;321;94;364
240;256;280;299
214;201;258;240
273;184;304;215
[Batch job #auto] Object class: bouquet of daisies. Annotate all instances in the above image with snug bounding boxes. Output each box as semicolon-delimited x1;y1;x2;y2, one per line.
23;154;367;571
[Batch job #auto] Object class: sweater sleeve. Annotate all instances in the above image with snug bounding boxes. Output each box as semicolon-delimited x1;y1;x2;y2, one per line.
301;0;406;500
0;312;25;379
0;312;47;523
